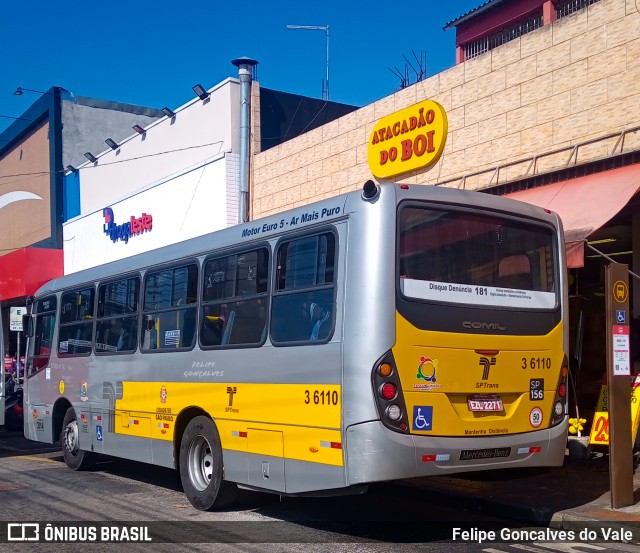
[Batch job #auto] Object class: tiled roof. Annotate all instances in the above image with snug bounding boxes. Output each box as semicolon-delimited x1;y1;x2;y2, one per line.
443;0;510;30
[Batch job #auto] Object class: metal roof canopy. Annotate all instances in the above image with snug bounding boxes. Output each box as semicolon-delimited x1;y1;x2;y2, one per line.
505;164;640;268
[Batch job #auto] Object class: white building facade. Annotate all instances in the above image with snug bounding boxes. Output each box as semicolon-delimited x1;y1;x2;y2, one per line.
63;78;243;274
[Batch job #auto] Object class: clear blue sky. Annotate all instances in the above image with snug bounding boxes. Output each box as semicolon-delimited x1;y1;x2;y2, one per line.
1;1;481;134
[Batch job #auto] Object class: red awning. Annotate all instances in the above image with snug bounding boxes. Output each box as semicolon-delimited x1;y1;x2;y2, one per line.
505;165;640;268
0;248;63;301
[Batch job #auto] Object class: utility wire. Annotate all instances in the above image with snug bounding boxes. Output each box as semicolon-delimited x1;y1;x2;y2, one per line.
0;140;225;180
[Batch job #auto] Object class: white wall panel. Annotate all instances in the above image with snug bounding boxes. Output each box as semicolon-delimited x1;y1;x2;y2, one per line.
78;79;240;215
63;154;238;274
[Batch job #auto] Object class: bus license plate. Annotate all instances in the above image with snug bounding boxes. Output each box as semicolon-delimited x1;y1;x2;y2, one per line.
467;396;503;412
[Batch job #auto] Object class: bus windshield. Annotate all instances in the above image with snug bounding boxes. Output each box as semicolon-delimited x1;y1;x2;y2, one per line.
398;204;557;310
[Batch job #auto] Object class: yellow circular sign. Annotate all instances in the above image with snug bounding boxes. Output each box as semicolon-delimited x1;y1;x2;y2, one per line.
613;280;628;303
59;380;65;395
367;100;448;179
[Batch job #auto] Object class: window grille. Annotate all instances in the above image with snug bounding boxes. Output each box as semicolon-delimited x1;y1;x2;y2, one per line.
556;0;601;19
463;12;543;60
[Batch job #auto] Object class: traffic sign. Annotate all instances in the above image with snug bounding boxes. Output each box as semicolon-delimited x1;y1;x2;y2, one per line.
9;307;26;332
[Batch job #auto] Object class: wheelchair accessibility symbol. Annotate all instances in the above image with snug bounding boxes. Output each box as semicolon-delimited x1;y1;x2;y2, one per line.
413;406;433;431
96;425;103;442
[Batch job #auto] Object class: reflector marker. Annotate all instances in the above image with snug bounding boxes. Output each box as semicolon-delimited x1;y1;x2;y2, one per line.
232;431;248;438
320;441;342;449
129;420;139;425
421;453;451;462
517;446;542;455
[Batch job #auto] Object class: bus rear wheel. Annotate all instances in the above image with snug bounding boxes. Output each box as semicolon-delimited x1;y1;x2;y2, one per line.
61;407;94;470
179;416;237;510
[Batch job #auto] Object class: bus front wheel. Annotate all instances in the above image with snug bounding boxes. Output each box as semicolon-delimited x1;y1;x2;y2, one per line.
179;416;237;510
61;407;94;470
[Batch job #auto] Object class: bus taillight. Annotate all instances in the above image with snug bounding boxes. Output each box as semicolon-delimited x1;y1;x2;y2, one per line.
372;352;409;434
386;404;402;421
380;383;396;400
378;363;393;377
550;355;569;427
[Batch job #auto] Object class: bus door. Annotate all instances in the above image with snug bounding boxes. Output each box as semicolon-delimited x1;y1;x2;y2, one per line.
24;295;57;442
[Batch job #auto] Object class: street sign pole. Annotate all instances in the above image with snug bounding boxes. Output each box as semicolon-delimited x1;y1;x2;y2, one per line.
16;333;20;387
9;307;25;389
605;262;634;508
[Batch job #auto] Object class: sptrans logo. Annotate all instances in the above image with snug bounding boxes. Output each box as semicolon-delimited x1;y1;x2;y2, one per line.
103;207;153;244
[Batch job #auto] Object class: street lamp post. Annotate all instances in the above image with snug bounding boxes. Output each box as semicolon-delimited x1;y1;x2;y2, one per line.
13;87;49;96
286;24;330;101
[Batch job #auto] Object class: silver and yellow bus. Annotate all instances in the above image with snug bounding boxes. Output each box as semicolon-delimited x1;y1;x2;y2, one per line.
24;182;568;510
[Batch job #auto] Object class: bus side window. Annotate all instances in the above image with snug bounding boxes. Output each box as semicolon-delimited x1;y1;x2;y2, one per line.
96;277;139;354
142;263;198;352
271;232;335;345
27;296;56;377
58;288;95;357
199;248;269;349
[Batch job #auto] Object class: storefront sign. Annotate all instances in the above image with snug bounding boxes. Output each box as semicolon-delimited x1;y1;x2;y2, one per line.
367;100;448;179
103;207;153;244
588;375;640;446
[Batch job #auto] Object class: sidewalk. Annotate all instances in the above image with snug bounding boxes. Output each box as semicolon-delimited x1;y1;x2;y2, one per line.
402;450;640;538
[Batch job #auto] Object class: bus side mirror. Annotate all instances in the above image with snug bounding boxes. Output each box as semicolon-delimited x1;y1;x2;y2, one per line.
24;315;33;338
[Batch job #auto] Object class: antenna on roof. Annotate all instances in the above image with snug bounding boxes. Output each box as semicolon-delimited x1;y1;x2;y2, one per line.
389;50;427;92
411;49;427;83
388;65;409;91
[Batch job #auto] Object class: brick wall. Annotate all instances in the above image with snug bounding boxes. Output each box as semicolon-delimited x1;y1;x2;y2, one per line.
252;0;640;218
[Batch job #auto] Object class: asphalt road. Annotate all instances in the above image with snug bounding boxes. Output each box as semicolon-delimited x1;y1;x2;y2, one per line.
0;429;638;553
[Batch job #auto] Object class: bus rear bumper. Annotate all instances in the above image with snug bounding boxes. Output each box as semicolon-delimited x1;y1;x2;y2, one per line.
345;420;567;486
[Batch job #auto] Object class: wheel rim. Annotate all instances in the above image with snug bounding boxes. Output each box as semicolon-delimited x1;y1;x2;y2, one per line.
187;435;213;491
64;419;79;456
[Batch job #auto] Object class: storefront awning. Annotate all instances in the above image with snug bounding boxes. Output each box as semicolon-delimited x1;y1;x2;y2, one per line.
505;164;640;268
0;248;63;301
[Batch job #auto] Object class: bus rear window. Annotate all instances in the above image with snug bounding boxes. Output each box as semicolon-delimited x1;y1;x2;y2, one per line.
398;205;557;309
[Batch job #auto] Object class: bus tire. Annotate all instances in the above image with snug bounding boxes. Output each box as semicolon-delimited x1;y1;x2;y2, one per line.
179;416;237;510
61;407;94;470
